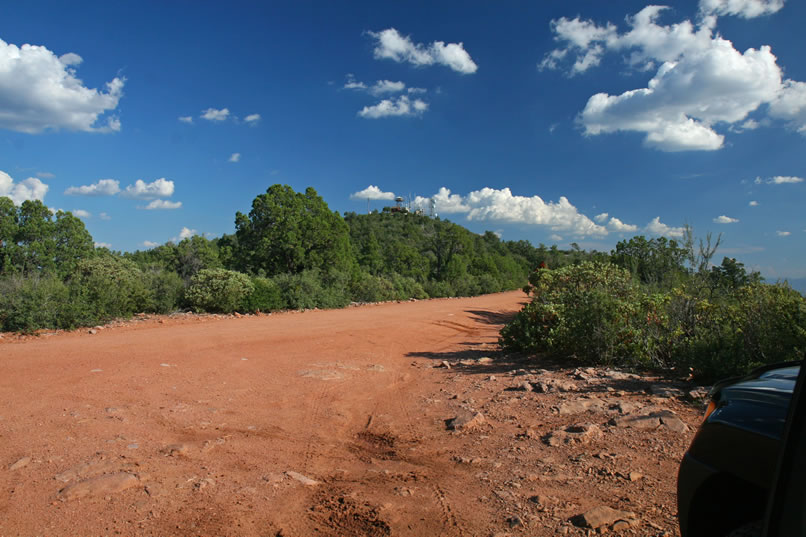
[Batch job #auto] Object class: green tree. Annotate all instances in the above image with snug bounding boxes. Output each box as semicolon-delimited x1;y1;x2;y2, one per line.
611;235;688;288
234;185;354;276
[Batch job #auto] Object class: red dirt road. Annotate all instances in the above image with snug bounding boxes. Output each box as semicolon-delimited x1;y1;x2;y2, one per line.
1;292;695;537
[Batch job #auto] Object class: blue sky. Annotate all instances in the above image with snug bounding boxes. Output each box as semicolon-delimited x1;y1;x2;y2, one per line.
0;0;804;279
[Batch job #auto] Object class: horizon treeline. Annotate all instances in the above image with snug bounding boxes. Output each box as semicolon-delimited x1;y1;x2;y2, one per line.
3;185;803;383
1;185;585;332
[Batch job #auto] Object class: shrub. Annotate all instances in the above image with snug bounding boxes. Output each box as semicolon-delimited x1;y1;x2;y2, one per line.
671;282;806;381
501;262;806;381
241;276;285;312
0;274;73;332
500;262;660;367
272;270;321;310
387;273;428;300
68;256;150;322
141;265;185;313
185;268;254;313
350;271;397;303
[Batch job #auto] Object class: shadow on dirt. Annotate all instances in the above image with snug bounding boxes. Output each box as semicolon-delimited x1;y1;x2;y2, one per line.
406;347;707;400
463;308;521;326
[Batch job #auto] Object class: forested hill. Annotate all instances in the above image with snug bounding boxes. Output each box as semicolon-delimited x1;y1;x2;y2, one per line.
1;185;573;332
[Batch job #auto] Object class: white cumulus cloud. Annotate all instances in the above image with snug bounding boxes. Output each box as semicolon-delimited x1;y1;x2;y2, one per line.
350;185;396;201
343;74;367;90
0;171;48;205
358;95;428;119
178;116;193;124
142;240;159;248
699;0;785;18
768;175;804;184
415;187;607;237
229;152;241;163
749;200;759;206
606;217;639;232
142;199;182;210
541;6;802;151
776;230;791;236
465;187;607;237
368;28;478;74
0;38;124;133
72;209;90;218
99;212;111;220
64;178;120;196
370;80;406;96
414;187;470;214
121;178;175;200
769;80;806;134
178;227;197;240
94;242;111;248
713;215;740;223
200;108;230;121
645;217;685;238
244;113;261;124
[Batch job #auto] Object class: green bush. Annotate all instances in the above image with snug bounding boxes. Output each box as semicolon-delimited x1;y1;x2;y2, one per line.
501;262;806;381
500;262;665;368
350;271;397;303
185;268;254;313
387;273;428;300
68;256;150;323
671;282;806;381
141;265;185;313
241;276;285;312
0;274;74;332
272;270;321;310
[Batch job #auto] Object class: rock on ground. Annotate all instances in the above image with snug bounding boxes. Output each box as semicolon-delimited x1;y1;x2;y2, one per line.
446;411;486;432
58;473;140;501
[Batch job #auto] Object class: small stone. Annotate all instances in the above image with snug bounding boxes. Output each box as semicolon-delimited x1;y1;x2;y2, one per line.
488;375;497;382
445;411;486;432
613;520;632;531
543;423;602;447
687;387;710;400
88;329;97;335
650;385;684;398
572;506;638;530
285;471;320;486
614;401;642;415
163;443;190;456
437;360;452;369
477;357;494;364
558;398;603;416
660;414;689;433
58;473;139;501
611;414;661;430
9;456;31;471
508;516;524;528
517;381;533;392
628;471;643;482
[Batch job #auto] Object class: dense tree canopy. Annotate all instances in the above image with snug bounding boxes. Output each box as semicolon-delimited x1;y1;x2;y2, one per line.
0;199;94;277
233;185;353;276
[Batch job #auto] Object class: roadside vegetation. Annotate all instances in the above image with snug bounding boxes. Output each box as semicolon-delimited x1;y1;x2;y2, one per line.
3;186;803;382
500;233;806;381
0;185;553;332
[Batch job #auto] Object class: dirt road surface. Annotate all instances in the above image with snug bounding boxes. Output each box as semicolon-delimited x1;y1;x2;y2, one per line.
1;292;700;536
